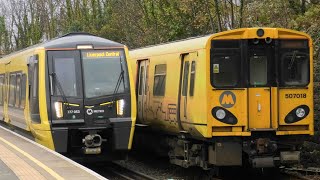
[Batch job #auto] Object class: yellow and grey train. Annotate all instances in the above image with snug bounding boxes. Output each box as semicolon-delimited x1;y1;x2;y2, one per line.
130;28;314;169
0;33;136;160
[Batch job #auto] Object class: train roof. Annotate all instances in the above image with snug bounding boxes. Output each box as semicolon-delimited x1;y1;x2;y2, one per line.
43;32;124;49
129;27;311;58
0;32;124;60
130;35;211;58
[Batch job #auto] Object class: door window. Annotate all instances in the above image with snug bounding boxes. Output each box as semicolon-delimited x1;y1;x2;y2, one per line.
138;66;145;95
182;61;190;96
250;56;268;86
189;61;196;96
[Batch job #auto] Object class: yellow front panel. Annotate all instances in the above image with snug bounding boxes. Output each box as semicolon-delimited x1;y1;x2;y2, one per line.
278;89;312;125
210;90;247;127
248;88;271;129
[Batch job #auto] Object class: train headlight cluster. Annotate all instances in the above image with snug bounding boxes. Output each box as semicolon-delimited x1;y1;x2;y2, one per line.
296;108;306;118
216;109;226;120
117;99;125;116
54;102;63;118
285;105;310;124
212;107;238;125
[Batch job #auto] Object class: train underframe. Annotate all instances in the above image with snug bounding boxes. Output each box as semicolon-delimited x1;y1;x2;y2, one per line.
134;129;307;170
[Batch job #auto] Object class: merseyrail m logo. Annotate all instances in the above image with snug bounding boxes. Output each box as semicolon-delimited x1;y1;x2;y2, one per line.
219;91;236;108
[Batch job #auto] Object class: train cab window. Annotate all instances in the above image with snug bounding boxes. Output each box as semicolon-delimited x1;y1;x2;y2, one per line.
138;66;145;95
153;64;166;96
250;56;267;86
189;61;196;96
54;58;78;97
182;61;190;96
211;54;240;87
15;74;21;107
0;75;4;105
281;52;309;86
280;40;309;86
82;50;129;98
9;74;16;107
20;74;26;109
211;40;241;88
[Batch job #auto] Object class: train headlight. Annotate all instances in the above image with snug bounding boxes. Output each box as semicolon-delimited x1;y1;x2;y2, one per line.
296;108;305;118
54;102;63;118
216;109;226;120
117;99;125;116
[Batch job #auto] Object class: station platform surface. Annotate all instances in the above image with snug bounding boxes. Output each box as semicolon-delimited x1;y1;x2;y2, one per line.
0;126;106;180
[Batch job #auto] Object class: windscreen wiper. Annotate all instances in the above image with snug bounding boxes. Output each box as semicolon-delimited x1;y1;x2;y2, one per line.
288;50;298;70
111;56;126;102
50;72;70;109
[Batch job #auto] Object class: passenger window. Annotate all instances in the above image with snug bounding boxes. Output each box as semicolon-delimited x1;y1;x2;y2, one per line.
189;61;196;96
138;66;144;95
153;64;166;96
15;74;21;107
182;62;190;96
9;74;16;107
20;74;26;109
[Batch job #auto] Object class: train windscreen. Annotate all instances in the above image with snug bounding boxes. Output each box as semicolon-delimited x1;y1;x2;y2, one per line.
82;50;129;98
54;57;79;97
280;40;309;87
210;40;241;88
210;39;310;88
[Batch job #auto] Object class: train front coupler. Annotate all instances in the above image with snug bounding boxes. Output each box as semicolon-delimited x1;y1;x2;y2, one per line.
82;133;106;154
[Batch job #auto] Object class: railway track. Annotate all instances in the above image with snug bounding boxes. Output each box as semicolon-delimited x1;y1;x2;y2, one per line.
280;166;320;180
85;161;159;180
103;162;158;180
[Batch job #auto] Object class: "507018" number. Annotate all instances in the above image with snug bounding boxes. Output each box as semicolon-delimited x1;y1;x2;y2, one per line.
285;93;306;98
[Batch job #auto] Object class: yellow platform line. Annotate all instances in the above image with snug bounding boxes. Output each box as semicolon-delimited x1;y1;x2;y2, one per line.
0;143;46;180
0;137;64;180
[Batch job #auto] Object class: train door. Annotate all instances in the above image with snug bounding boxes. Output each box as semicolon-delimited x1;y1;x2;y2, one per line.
137;60;149;123
3;65;9;122
179;53;197;131
0;74;4;119
248;43;273;129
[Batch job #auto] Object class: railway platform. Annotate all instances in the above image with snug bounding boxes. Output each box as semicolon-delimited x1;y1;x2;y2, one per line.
0;126;106;180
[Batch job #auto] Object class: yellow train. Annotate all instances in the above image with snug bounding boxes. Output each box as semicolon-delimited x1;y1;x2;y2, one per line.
130;28;314;169
0;33;136;160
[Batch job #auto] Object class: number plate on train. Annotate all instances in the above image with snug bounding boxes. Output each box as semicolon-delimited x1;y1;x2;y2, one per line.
285;94;306;98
